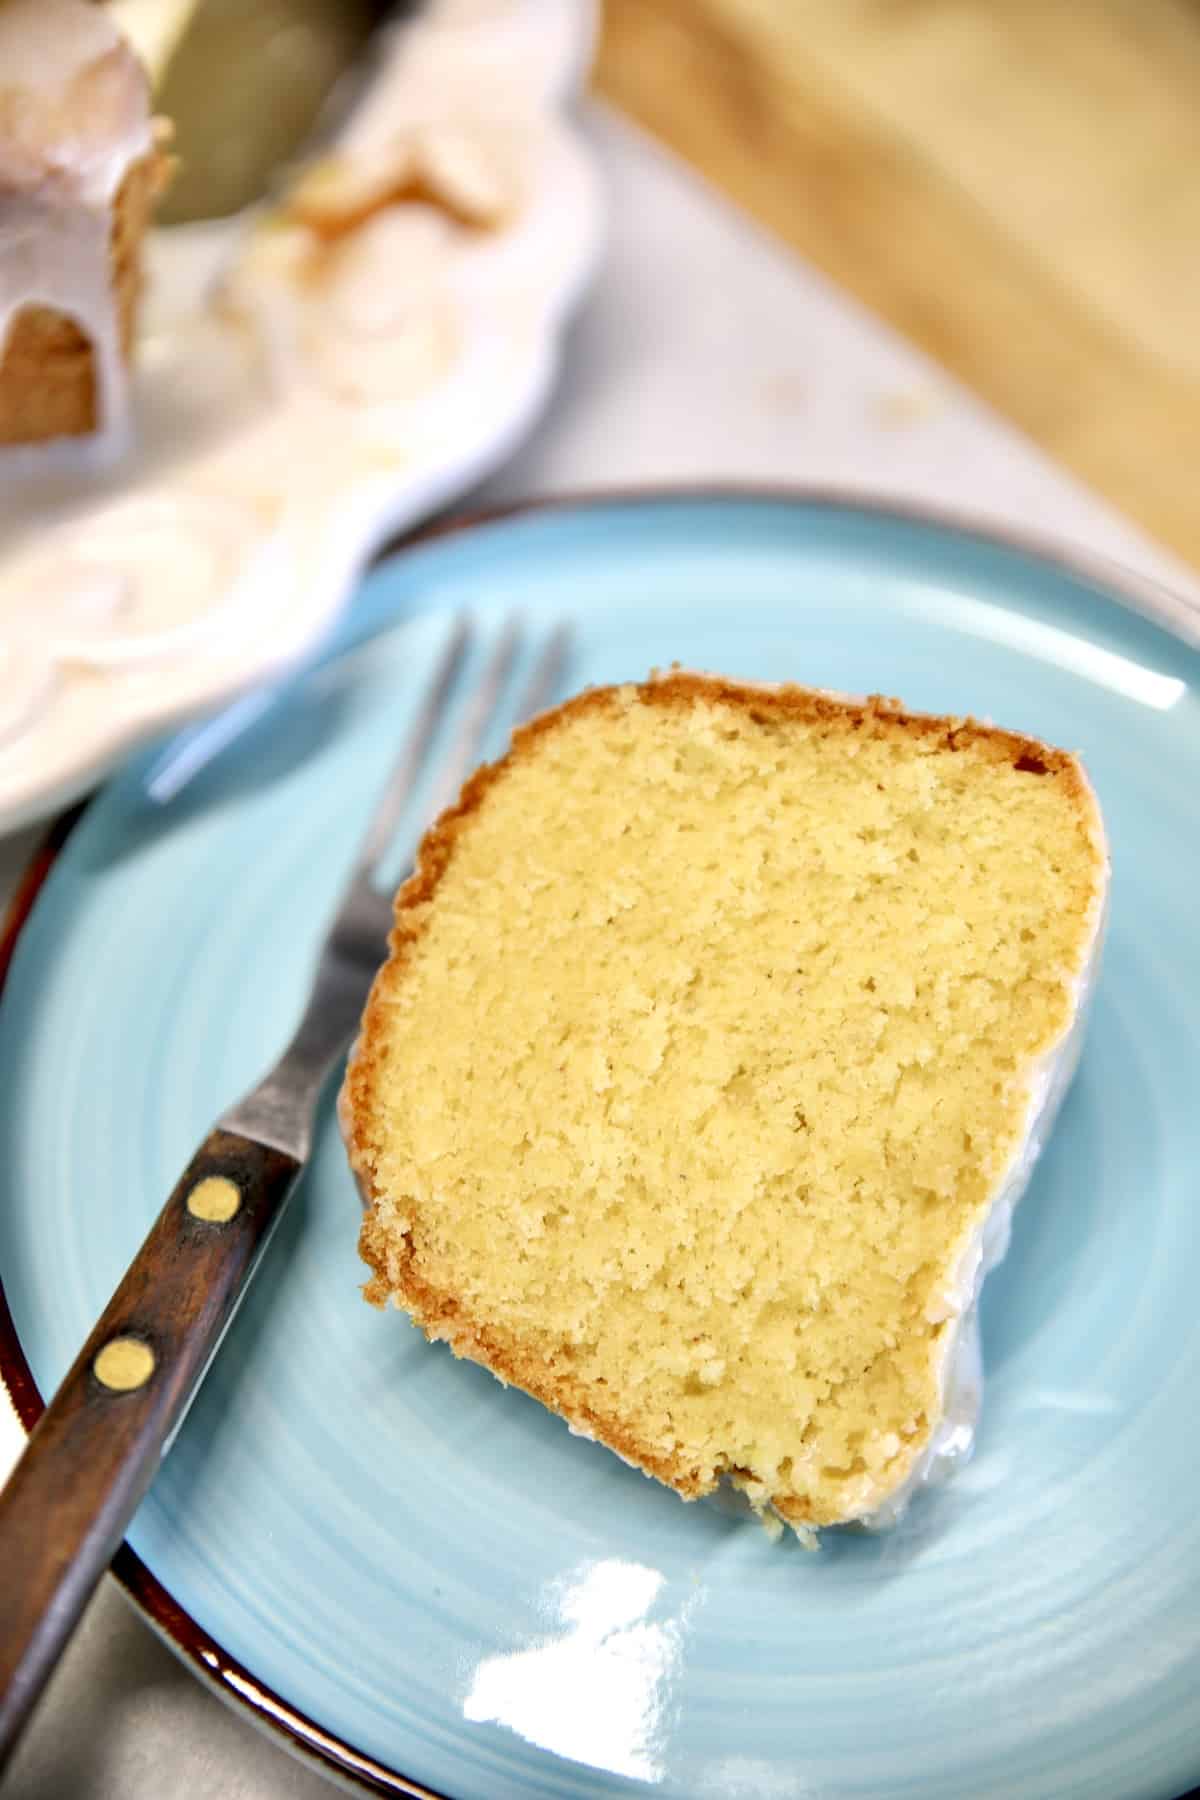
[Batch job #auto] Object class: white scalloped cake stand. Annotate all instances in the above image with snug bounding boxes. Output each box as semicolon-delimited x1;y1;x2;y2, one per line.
0;0;601;832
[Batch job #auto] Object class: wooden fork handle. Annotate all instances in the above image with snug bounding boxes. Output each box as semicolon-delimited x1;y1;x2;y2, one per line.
0;1128;301;1773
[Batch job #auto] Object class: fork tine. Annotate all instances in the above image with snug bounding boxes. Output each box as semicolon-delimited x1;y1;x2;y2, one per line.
353;614;472;874
417;613;522;830
514;620;572;726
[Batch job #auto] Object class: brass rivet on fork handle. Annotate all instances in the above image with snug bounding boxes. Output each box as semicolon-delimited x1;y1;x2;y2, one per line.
92;1338;155;1392
186;1176;241;1223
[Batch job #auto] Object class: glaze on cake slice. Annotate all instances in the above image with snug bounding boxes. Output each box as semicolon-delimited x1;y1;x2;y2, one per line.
342;674;1108;1534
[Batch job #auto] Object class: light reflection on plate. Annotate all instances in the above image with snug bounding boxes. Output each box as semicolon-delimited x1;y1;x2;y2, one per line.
464;1561;695;1783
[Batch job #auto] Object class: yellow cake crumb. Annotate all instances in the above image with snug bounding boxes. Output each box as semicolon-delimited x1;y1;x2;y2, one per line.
342;674;1108;1529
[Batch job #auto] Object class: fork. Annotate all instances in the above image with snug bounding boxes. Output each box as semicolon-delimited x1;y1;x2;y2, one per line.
0;613;569;1771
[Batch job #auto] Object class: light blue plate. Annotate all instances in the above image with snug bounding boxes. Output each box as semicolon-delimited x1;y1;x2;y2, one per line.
3;493;1200;1800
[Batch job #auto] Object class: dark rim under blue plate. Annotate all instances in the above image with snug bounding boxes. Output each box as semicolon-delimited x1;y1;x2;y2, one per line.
1;485;1196;1799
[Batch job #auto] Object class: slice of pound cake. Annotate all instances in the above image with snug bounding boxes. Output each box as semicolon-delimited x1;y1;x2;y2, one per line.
342;673;1109;1535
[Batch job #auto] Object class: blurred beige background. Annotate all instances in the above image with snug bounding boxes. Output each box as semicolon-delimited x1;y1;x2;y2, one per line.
597;0;1200;568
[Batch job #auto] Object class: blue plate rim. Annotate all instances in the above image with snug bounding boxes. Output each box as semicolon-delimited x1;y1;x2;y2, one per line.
1;482;1197;1800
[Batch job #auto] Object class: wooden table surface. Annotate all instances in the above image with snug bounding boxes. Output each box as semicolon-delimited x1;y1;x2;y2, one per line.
595;0;1200;571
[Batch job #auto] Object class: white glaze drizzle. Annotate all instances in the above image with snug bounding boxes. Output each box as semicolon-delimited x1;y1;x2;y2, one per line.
0;490;279;666
0;0;154;462
849;765;1112;1533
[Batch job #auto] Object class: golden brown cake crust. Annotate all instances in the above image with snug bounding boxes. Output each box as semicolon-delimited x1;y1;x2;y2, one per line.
344;673;1103;1522
351;672;1092;964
